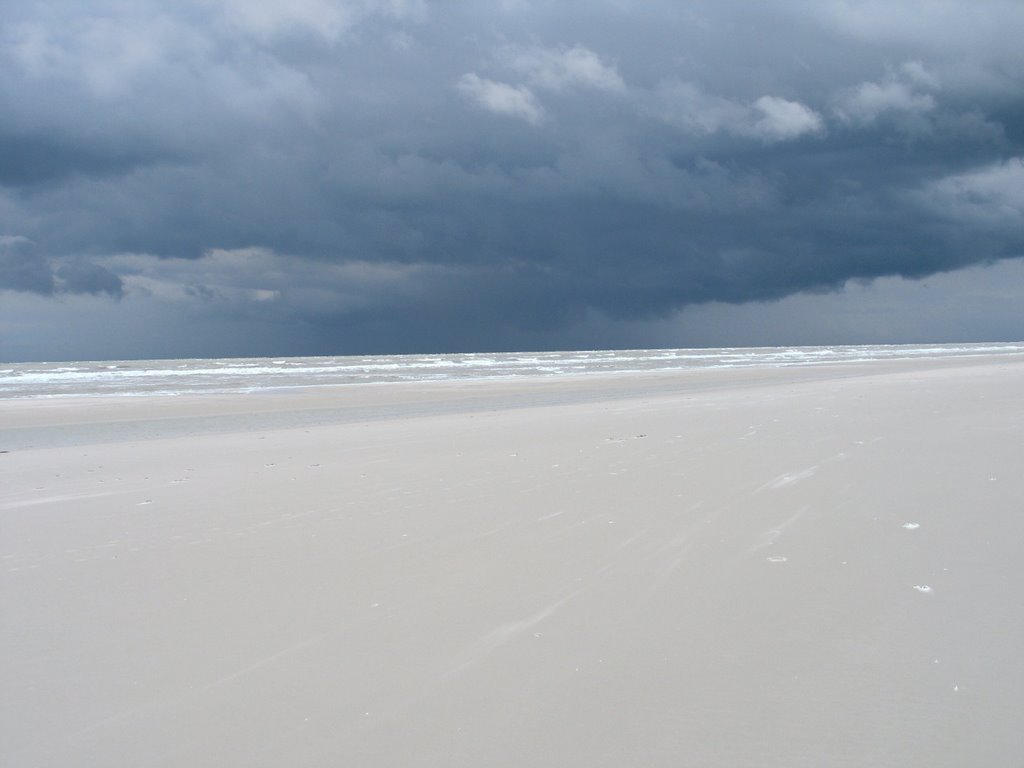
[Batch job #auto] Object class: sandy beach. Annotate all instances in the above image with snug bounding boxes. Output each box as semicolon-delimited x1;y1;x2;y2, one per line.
2;353;1022;767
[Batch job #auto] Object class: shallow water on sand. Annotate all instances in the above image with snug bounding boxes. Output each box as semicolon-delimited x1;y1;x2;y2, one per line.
3;342;1022;398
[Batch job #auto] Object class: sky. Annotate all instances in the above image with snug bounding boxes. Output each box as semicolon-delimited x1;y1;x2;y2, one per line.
1;0;1022;361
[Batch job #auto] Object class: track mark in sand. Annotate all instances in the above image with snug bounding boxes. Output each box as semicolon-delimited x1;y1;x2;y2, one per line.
759;466;817;492
72;635;326;742
747;508;805;554
469;520;517;542
614;531;645;552
0;489;125;510
196;635;325;693
445;591;579;678
537;510;566;522
640;531;696;598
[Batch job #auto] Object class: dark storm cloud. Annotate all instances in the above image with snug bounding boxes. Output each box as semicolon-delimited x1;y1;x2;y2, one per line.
55;259;123;297
0;236;53;294
0;236;123;297
0;132;154;186
1;0;1022;355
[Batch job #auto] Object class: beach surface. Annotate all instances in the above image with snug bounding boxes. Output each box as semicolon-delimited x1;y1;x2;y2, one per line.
2;354;1023;766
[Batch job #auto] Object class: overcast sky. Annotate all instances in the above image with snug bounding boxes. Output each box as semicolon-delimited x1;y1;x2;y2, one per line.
2;0;1022;361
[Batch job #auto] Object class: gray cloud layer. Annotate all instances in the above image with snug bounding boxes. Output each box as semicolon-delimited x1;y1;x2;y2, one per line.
1;1;1022;358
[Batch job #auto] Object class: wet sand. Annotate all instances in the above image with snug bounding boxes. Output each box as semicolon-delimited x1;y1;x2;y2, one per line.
2;355;1023;766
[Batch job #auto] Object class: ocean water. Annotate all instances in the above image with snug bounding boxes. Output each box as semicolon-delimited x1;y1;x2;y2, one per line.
2;343;1022;399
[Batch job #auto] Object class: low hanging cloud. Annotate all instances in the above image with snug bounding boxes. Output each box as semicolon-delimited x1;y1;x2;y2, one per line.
750;96;825;141
647;81;751;135
0;236;122;297
835;62;939;125
55;259;124;297
648;81;824;142
457;73;545;124
0;236;53;294
215;0;363;41
101;247;451;316
186;0;427;44
503;44;625;93
458;44;623;125
917;157;1024;228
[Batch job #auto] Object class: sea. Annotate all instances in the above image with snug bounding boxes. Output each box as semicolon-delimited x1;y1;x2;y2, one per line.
2;343;1022;399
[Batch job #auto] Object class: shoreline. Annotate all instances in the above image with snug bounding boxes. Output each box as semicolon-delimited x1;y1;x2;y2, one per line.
3;353;1022;450
3;341;1022;401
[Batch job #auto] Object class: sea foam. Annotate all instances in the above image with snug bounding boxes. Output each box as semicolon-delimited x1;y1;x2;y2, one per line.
3;343;1022;399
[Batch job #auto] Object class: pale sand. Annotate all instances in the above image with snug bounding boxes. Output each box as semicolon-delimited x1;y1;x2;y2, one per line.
2;356;1023;767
